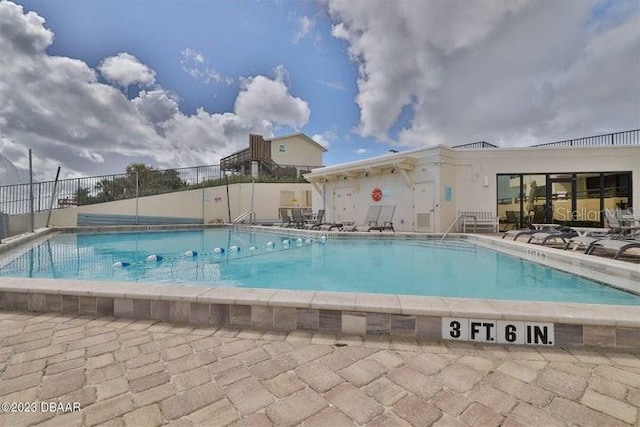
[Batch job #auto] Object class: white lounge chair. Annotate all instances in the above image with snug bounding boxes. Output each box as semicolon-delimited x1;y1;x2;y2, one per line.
563;229;621;252
585;237;640;260
368;205;396;232
527;227;577;246
350;205;382;232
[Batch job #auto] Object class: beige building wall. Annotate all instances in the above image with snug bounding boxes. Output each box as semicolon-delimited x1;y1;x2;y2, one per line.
3;183;313;233
270;134;325;167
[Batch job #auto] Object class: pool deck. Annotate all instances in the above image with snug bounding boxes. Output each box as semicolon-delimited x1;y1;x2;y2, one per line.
0;226;638;353
0;310;639;427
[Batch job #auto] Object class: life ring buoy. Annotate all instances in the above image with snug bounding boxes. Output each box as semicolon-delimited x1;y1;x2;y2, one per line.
371;187;383;202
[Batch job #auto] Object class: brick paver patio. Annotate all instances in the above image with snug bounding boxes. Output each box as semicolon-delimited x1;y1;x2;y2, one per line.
0;310;638;426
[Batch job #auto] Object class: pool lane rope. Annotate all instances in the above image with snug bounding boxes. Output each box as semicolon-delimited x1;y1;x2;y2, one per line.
111;235;326;268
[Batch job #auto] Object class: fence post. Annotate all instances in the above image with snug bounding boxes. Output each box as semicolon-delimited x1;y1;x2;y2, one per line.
135;171;139;224
29;149;34;232
201;177;205;223
46;167;61;227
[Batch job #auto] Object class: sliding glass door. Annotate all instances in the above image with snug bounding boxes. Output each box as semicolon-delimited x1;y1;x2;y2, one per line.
497;171;632;229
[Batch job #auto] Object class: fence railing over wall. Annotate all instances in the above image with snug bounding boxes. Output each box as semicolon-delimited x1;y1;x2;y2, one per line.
0;162;319;217
452;141;498;149
531;129;639;148
0;164;222;216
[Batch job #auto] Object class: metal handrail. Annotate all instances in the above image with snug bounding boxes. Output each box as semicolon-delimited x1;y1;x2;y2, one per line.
440;214;476;241
233;210;255;225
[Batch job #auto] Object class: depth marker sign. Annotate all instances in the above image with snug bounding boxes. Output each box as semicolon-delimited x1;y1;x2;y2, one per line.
442;318;554;346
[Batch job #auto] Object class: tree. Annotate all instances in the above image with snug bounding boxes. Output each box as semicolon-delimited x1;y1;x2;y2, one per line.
74;187;94;205
87;163;187;203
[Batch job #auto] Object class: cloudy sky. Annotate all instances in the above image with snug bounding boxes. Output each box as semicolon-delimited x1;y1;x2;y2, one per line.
0;0;638;182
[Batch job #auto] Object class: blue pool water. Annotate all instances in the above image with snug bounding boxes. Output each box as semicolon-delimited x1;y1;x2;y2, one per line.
1;229;638;305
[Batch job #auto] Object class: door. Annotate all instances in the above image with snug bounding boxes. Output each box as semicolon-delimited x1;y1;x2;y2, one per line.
413;183;434;232
547;174;576;224
333;186;356;224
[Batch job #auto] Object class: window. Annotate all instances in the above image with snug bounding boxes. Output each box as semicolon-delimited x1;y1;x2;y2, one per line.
497;172;632;228
280;191;295;206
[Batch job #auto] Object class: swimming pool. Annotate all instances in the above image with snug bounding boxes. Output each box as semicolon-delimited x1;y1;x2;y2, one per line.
1;228;637;306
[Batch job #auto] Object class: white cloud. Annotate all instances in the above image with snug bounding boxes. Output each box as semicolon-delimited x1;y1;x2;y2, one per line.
328;0;640;147
319;80;345;91
312;130;337;148
180;48;232;85
272;64;290;85
131;90;180;125
0;137;29;184
293;15;314;43
98;52;156;87
0;2;312;179
235;66;310;128
354;148;368;155
0;0;52;54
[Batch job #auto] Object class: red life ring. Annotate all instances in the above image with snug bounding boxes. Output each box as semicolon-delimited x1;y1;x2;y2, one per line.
371;187;383;202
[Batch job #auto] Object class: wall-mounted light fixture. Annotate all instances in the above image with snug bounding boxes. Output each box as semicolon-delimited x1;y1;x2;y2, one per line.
483;175;489;187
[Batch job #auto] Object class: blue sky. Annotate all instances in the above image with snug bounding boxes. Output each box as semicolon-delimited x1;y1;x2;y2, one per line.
0;0;638;181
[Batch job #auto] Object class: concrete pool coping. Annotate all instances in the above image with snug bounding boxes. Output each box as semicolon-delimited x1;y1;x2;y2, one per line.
0;225;638;350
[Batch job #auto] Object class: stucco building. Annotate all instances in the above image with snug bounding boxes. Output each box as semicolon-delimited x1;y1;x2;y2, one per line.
305;130;640;232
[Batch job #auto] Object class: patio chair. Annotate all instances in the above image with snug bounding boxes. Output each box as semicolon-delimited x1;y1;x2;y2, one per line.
290;208;306;228
301;208;313;223
527;227;577;246
502;224;556;241
310;217;345;231
502;206;549;240
585;233;640;260
563;228;623;252
368;205;396;232
349;205;382;232
279;208;293;227
504;210;518;231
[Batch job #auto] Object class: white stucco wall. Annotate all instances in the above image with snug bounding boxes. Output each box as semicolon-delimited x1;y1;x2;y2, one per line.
452;146;640;215
312;145;640;233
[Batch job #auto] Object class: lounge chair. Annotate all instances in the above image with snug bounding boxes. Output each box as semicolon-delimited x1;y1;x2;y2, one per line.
503;228;536;240
349;205;382;232
563;229;622;252
279;208;293;227
585;235;640;260
290;208;306;228
527;227;577;246
312;222;344;231
502;206;547;240
368;205;396;232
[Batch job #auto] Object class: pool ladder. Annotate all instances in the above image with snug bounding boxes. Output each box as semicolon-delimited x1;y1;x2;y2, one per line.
441;214;476;241
232;210;255;227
